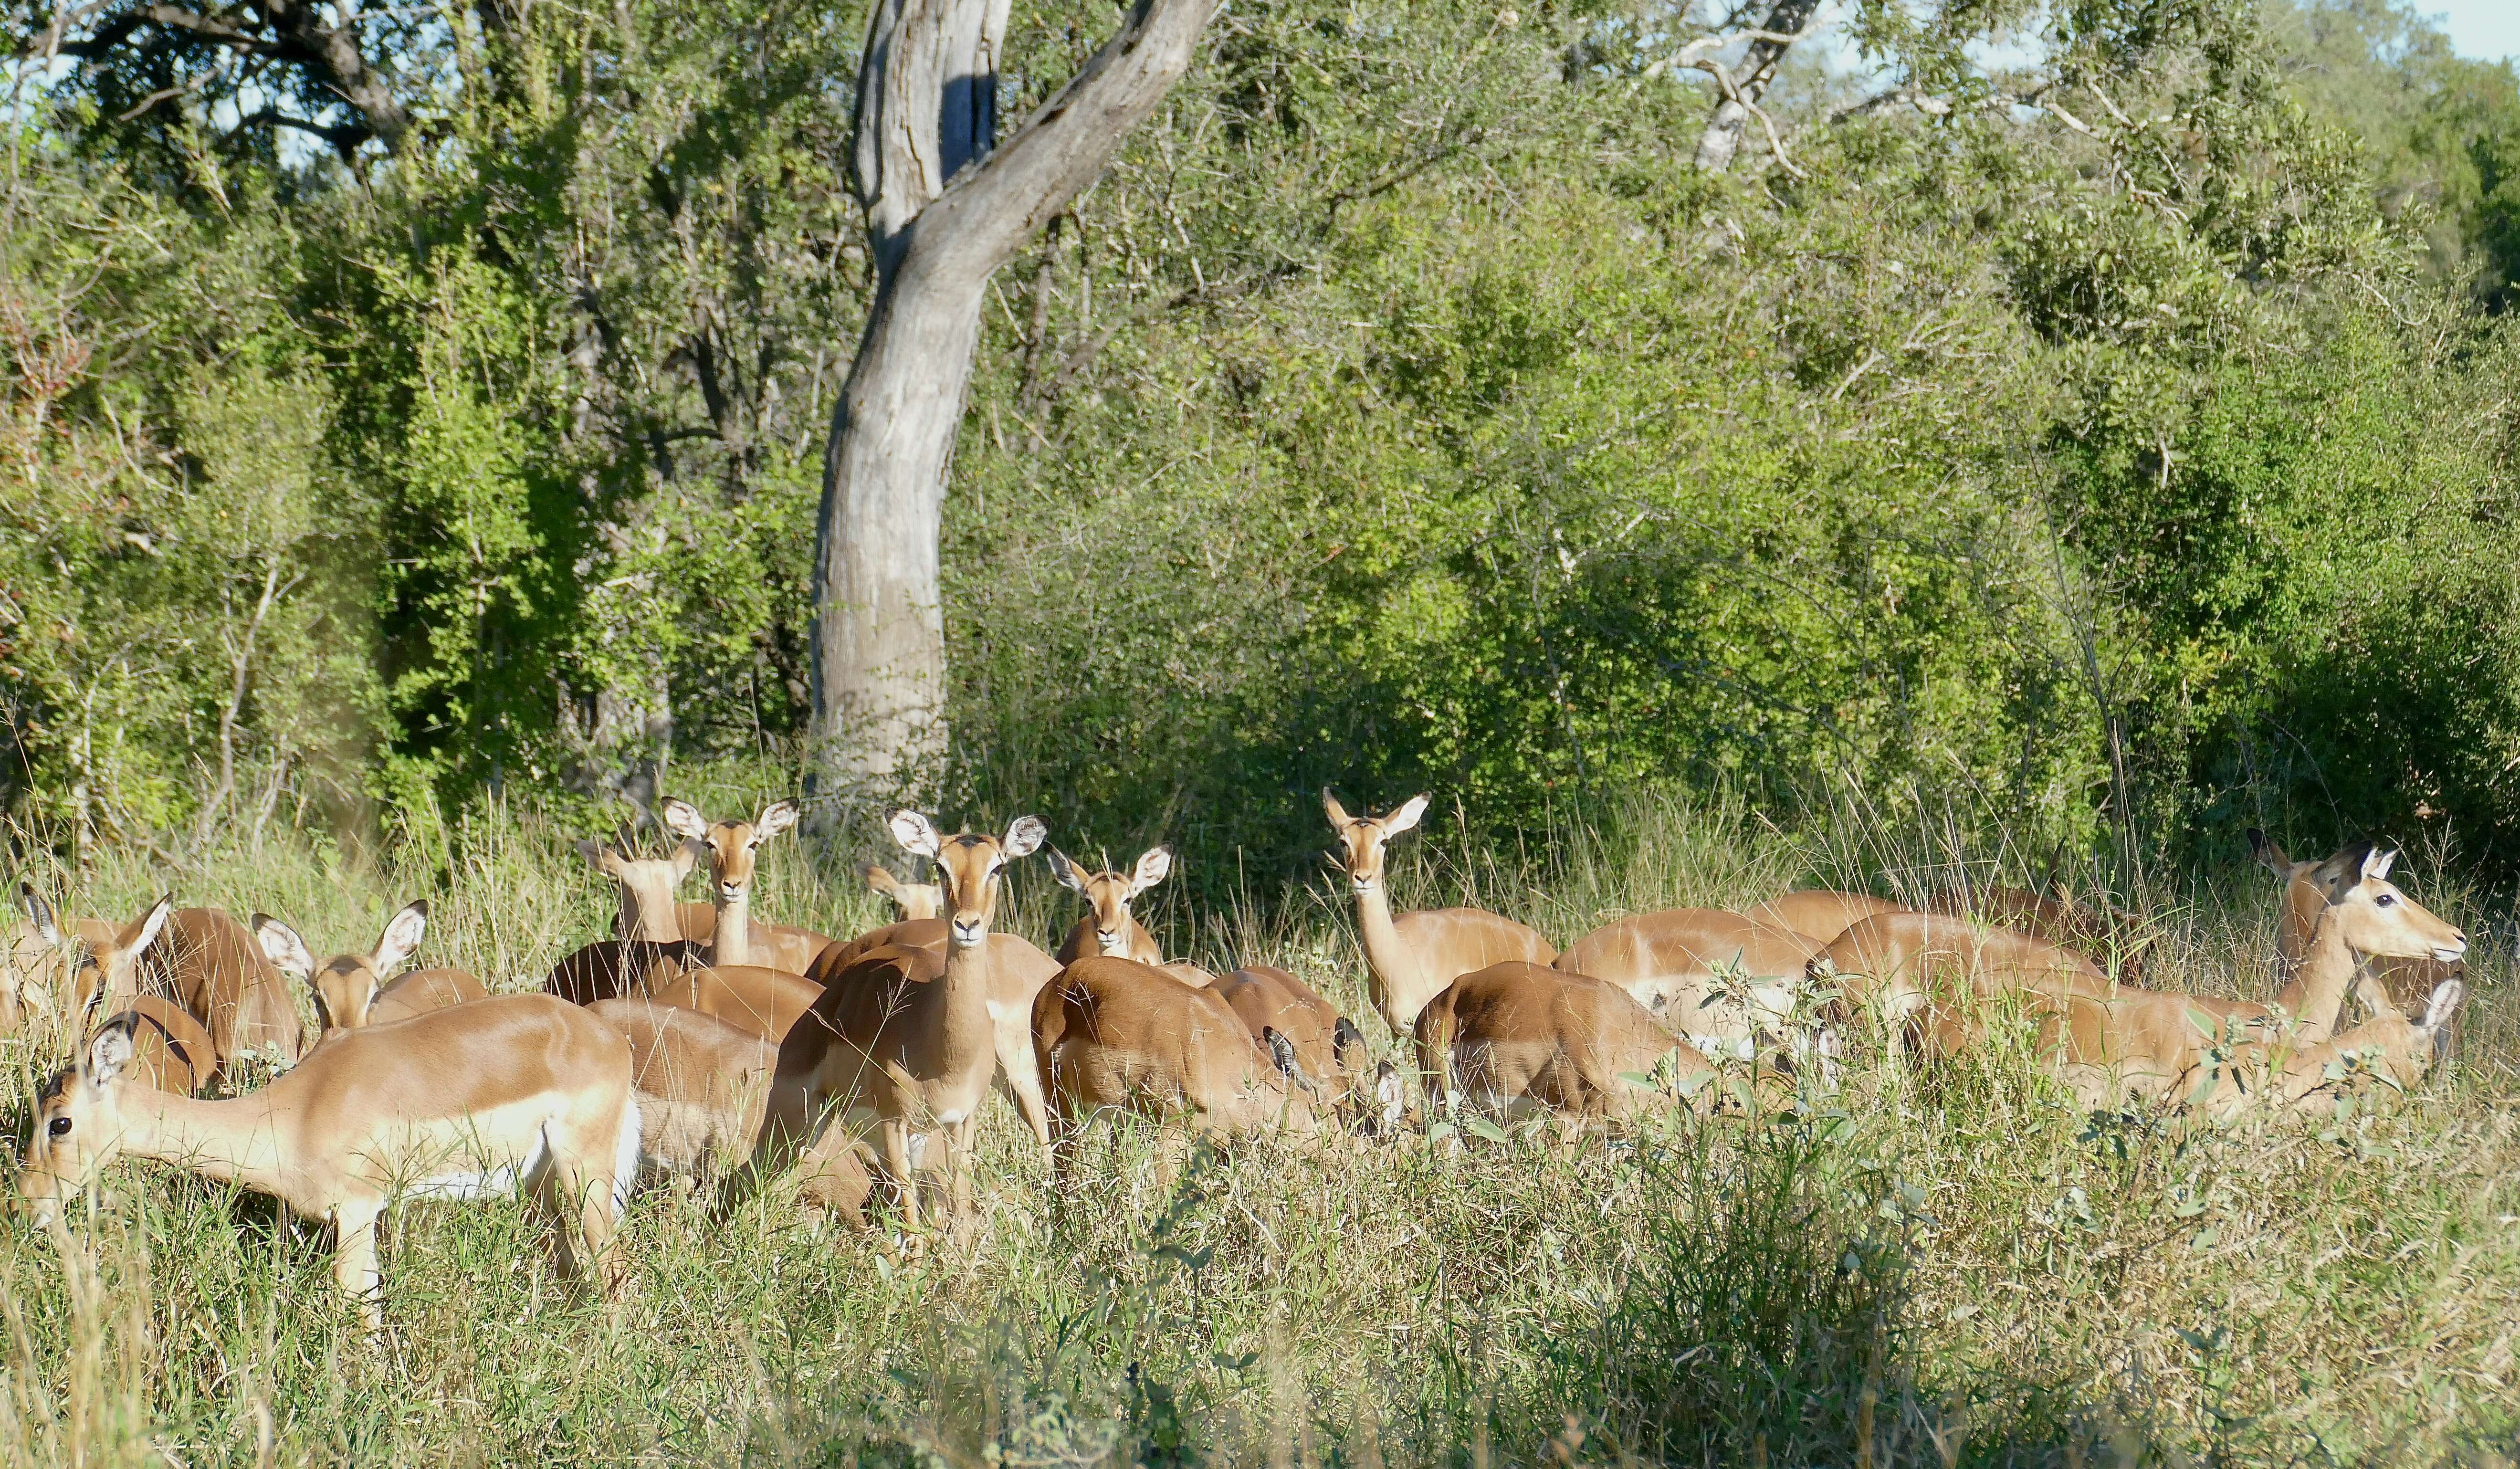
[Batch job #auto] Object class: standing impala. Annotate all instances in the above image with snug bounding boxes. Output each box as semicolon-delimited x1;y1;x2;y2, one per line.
547;837;705;1004
765;812;1046;1231
21;994;639;1331
661;797;836;973
254;901;487;1039
1323;791;1555;1036
1049;846;1172;964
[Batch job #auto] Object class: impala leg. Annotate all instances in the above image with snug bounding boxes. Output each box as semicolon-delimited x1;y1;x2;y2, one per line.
945;1117;978;1238
878;1118;919;1231
998;1024;1055;1159
331;1199;385;1335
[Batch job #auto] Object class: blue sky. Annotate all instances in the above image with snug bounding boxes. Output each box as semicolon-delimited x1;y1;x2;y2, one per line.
2430;0;2520;62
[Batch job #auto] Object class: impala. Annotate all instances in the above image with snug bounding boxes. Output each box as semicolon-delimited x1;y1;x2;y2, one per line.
661;797;836;973
763;812;1046;1230
548;837;704;1005
1922;881;2149;978
1811;911;2105;1063
1323;791;1554;1036
1033;956;1358;1175
1049;845;1172;964
809;885;1064;1153
863;863;943;921
254;901;486;1038
2176;978;2464;1122
7;884;90;1033
60;894;173;1019
1745;890;1908;945
2250;829;2458;1022
1860;845;2462;1108
21;994;639;1330
640;962;822;1043
90;995;218;1096
1209;965;1371;1106
142;906;308;1070
1415;961;1718;1130
1552;909;1823;1059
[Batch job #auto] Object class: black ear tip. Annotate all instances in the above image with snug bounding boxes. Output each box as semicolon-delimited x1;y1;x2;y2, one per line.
410;898;430;918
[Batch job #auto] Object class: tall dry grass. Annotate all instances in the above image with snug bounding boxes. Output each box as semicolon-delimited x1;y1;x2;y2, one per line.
0;790;2513;1465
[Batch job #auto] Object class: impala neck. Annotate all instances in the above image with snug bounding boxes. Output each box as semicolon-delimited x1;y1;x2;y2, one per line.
941;931;996;1058
117;1087;292;1199
2274;905;2360;1045
714;887;754;967
1353;882;1434;1034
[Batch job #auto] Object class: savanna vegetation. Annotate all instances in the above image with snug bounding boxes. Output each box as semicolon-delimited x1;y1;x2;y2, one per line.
4;0;2520;1462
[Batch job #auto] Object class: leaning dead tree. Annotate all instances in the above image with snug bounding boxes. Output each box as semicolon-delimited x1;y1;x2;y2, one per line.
808;0;1221;809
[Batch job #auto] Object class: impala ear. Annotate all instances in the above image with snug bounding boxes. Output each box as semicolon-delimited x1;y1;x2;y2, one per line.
862;863;899;896
753;799;799;843
252;915;317;981
1321;788;1352;829
574;839;613;875
1264;1027;1319;1093
1334;1015;1367;1070
668;839;705;880
2314;840;2375;899
890;811;941;860
1002;816;1047;859
18;882;60;945
660;798;710;843
122;895;174;962
85;1016;138;1087
1381;794;1429;836
1129;846;1173;897
1047;850;1087;894
2364;847;2398;882
375;900;429;974
2245;828;2293;879
1374;1060;1405;1125
2422;979;2465;1033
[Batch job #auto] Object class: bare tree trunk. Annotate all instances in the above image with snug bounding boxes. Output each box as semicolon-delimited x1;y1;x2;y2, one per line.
808;0;1221;811
1693;0;1823;173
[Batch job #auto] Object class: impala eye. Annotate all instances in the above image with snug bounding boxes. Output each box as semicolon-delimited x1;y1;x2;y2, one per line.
2375;894;2397;907
48;1116;70;1137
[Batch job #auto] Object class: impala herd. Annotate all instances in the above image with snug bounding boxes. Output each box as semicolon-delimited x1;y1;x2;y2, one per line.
0;790;2478;1330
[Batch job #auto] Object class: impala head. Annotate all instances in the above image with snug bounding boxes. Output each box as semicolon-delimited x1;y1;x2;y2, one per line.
2301;841;2466;965
862;864;943;921
6;883;74;1029
1049;845;1173;956
254;900;429;1035
1323;790;1428;895
890;811;1046;949
576;837;702;944
662;797;799;905
65;894;174;1018
20;1015;144;1226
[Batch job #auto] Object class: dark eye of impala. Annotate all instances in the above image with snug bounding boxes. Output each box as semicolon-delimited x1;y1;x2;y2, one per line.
49;1116;71;1137
2375;894;2397;907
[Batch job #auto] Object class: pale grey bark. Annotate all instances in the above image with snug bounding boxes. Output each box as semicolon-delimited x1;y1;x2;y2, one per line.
1692;0;1822;173
808;0;1221;808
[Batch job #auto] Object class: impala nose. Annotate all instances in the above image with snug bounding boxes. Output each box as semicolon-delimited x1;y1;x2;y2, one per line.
950;919;986;947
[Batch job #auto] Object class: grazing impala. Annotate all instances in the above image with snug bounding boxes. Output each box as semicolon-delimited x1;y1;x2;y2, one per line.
1033;956;1354;1175
1747;890;1908;945
21;994;639;1330
2177;978;2464;1122
7;885;93;1033
1323;791;1555;1036
1049;846;1172;964
661;798;836;973
1415;961;1717;1129
548;837;704;1005
139;906;307;1070
254;902;486;1039
1552;910;1823;1059
1210;965;1370;1105
863;864;943;921
764;812;1046;1230
2251;830;2459;1022
62;894;174;1018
